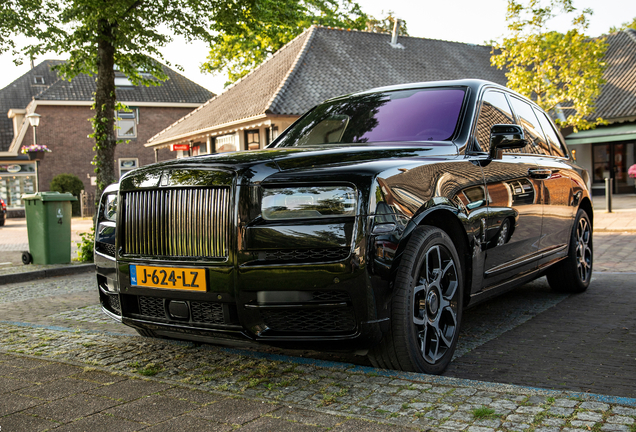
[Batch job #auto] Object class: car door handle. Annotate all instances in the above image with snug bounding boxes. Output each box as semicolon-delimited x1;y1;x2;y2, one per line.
528;168;552;179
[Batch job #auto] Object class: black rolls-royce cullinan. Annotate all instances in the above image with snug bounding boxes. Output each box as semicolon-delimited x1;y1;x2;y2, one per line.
95;79;593;374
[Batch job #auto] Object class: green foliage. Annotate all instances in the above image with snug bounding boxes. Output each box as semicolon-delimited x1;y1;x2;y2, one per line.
202;4;405;86
76;227;94;263
609;17;636;33
50;173;84;216
6;0;321;204
472;406;498;419
366;11;409;35
491;0;608;131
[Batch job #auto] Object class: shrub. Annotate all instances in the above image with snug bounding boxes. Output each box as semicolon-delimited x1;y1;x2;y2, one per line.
50;174;84;216
76;227;94;262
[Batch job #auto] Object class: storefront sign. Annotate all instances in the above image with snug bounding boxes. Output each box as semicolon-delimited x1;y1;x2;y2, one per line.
170;144;190;151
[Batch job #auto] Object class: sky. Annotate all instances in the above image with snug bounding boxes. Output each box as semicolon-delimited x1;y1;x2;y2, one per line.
1;0;635;96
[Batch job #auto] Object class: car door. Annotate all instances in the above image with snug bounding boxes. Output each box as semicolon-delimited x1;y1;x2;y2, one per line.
532;106;576;259
472;90;544;288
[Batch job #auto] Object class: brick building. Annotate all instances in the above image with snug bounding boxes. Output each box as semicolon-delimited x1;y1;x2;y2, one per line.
0;60;213;213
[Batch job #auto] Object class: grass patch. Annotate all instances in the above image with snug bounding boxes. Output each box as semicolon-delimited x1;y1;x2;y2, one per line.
136;362;162;376
472;406;499;419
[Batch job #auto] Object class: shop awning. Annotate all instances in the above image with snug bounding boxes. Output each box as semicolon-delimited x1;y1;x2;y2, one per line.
566;123;636;145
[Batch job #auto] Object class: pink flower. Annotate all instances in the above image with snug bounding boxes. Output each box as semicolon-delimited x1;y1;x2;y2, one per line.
629;164;636;179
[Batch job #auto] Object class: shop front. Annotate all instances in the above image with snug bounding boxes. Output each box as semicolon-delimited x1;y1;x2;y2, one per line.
566;123;636;195
0;162;37;213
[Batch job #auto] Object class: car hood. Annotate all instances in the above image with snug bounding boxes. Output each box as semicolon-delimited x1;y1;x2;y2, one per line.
120;144;457;189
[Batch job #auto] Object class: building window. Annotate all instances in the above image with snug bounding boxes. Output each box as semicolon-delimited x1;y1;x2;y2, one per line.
216;134;237;153
116;109;137;138
114;76;133;87
33;75;45;84
266;126;279;145
119;158;138;178
245;130;260;150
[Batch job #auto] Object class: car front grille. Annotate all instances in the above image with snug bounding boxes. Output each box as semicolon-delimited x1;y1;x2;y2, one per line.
138;296;165;319
259;248;350;263
95;241;116;257
261;308;356;333
122;188;231;258
136;296;226;325
190;301;224;324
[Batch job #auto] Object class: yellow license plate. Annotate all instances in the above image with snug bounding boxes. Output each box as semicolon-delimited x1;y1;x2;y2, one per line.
130;265;206;291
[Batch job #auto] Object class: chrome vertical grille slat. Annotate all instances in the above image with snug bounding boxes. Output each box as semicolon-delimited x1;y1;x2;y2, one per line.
122;187;231;258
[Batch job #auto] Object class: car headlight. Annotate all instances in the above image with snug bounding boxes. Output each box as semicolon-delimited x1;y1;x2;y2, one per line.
103;194;118;222
262;186;357;220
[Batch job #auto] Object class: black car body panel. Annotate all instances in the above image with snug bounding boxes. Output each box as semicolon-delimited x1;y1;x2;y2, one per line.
95;79;592;367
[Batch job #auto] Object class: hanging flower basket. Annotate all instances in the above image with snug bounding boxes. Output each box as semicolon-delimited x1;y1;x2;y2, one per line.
20;144;51;161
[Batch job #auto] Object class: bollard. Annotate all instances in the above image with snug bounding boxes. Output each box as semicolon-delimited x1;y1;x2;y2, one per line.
605;177;613;213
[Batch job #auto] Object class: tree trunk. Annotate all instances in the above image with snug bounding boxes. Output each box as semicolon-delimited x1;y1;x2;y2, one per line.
93;19;117;207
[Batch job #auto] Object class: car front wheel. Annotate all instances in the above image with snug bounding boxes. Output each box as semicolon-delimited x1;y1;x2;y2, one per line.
369;226;463;374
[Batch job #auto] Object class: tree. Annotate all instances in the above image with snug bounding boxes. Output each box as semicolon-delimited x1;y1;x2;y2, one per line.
50;173;85;216
2;0;316;204
491;0;607;131
201;4;406;86
609;17;636;33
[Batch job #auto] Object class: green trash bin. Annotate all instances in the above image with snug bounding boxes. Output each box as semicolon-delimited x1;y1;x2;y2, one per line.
22;192;78;265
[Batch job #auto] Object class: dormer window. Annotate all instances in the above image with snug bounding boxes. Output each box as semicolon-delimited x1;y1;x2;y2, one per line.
114;76;133;87
34;75;45;84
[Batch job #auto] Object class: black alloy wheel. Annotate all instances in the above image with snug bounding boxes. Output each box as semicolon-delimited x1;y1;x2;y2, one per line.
546;208;593;293
369;226;463;374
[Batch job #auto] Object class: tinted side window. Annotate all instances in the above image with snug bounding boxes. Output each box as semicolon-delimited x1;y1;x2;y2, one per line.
475;91;515;153
509;97;551;156
534;108;567;157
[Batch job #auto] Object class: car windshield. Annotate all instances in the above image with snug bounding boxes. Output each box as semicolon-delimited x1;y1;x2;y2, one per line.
274;87;466;147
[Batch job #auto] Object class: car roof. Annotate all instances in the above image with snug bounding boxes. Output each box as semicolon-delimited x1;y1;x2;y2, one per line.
325;79;505;102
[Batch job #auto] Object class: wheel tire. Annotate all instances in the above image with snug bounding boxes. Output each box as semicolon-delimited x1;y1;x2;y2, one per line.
546;209;593;293
369;226;463;374
21;251;32;265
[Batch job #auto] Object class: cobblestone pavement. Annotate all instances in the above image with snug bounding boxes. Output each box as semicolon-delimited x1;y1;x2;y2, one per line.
2;322;636;432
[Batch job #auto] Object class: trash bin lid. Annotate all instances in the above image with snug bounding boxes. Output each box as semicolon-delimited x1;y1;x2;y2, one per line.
22;191;78;202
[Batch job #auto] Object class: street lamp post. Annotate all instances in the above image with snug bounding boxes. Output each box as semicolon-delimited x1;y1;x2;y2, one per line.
25;113;42;192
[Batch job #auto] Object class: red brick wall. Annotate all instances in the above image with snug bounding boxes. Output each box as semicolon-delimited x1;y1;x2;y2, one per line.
23;105;192;194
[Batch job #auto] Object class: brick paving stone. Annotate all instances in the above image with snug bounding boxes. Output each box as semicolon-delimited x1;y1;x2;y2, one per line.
440;420;469;430
104;394;199;424
24;393;122;422
238;416;326;431
580;401;610;411
0;412;59;431
52;412;145;432
87;378;173;401
554;399;580;408
142;415;233;432
601;424;633;432
607;415;635;424
0;393;46;416
191;398;280;425
16;377;101;401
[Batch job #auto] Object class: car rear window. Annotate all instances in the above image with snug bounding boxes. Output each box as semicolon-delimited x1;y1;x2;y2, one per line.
274;88;466;147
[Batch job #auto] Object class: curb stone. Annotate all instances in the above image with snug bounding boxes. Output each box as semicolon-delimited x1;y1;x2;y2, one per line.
0;263;95;285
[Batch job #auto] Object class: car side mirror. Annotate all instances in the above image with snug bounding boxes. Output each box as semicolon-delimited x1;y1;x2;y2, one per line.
489;124;526;159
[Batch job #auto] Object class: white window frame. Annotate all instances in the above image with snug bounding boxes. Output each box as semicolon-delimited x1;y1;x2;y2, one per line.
118;158;139;178
116;109;138;139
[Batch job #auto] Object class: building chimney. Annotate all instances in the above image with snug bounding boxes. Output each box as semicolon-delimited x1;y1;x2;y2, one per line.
389;19;404;49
